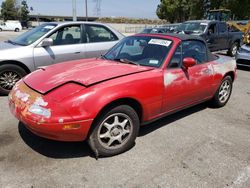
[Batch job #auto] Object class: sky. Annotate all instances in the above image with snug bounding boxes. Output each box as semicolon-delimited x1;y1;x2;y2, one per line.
0;0;160;19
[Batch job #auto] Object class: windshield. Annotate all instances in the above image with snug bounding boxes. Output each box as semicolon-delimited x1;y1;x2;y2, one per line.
104;36;173;68
178;22;207;34
11;23;57;46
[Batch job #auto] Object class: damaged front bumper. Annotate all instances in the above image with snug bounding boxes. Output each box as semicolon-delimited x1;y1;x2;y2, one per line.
8;80;93;142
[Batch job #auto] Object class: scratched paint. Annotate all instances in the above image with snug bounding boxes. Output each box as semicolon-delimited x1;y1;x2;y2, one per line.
213;57;236;75
164;73;178;86
34;97;48;107
15;90;30;102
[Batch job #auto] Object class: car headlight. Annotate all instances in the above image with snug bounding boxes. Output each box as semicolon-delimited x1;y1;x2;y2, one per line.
28;104;51;118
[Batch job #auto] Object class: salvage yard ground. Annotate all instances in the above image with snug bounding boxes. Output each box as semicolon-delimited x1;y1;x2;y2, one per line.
0;31;250;188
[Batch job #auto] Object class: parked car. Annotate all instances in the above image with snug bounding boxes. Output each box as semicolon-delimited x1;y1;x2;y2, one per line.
0;20;22;32
0;22;124;95
9;34;236;157
177;20;243;56
236;44;250;67
140;24;179;34
140;27;166;34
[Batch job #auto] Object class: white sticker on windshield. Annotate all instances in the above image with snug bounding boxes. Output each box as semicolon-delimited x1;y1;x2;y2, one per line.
44;25;55;30
200;23;208;26
149;60;159;65
148;39;172;47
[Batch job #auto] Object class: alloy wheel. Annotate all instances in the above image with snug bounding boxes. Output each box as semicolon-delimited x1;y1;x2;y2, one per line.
0;71;21;90
97;113;133;150
218;80;231;103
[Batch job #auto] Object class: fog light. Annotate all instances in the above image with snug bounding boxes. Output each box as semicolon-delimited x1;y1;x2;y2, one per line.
63;124;81;130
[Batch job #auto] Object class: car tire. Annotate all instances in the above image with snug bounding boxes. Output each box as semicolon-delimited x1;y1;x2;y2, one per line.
0;28;2;32
0;64;27;95
211;76;233;108
88;105;140;157
228;42;239;57
14;28;20;32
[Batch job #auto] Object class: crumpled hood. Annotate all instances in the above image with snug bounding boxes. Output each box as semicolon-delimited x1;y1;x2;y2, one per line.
24;58;154;94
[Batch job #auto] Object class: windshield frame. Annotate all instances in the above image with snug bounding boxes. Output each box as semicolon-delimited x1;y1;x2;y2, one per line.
11;23;58;46
103;35;173;68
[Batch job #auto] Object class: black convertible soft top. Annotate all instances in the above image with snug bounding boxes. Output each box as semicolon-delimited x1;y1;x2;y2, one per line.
160;33;206;42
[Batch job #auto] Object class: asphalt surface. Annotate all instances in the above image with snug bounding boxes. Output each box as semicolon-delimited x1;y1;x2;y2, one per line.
0;31;250;188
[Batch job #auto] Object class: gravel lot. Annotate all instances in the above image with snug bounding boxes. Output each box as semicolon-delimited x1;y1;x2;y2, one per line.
0;31;250;188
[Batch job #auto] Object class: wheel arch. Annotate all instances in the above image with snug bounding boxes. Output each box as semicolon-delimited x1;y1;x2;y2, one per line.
87;97;143;138
224;71;235;82
0;60;31;74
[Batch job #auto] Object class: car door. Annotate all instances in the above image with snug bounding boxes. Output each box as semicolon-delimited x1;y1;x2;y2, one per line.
217;22;229;50
83;24;120;58
206;23;220;51
163;40;214;113
33;24;86;68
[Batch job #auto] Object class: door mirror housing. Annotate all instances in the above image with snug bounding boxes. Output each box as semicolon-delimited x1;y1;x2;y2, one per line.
182;57;196;69
40;38;53;47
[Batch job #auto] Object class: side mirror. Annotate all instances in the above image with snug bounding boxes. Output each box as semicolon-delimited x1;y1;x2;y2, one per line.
40;38;53;47
182;57;196;69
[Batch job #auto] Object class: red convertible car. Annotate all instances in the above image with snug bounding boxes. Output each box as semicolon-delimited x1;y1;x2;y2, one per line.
9;34;236;156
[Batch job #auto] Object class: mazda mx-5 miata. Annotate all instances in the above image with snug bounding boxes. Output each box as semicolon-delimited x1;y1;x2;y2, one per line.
9;34;236;156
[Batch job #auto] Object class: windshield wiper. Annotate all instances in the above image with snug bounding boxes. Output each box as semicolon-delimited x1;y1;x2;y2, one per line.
100;54;108;60
114;58;140;66
6;40;25;46
6;40;18;45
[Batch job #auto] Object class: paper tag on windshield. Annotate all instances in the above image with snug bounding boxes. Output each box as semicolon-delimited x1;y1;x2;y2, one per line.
148;39;172;47
149;60;159;65
44;25;55;30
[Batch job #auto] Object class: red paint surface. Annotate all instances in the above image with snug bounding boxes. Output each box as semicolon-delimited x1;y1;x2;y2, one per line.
9;34;237;142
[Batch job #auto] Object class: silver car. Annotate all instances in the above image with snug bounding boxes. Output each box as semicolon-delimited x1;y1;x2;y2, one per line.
236;44;250;67
0;22;124;94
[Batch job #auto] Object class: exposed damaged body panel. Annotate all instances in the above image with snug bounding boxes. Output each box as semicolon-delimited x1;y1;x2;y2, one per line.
24;59;154;94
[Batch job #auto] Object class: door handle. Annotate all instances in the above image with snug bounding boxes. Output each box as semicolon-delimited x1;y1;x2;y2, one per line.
74;52;81;54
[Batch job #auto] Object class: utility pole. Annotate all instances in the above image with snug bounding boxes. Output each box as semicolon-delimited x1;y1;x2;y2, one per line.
85;0;88;21
72;0;77;21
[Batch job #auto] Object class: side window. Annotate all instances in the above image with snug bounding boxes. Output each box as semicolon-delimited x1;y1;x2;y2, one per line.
168;45;182;68
49;25;81;46
182;40;207;64
208;23;217;35
219;23;227;33
85;24;118;43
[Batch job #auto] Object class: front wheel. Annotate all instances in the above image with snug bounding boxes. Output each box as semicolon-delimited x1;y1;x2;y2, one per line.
0;64;27;95
211;76;233;108
88;105;140;157
14;28;20;32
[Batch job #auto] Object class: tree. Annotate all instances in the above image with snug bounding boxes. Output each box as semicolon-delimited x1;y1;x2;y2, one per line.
1;0;18;21
156;0;190;23
20;0;29;21
157;0;250;22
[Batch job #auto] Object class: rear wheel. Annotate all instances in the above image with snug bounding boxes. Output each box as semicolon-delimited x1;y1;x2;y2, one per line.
14;28;20;32
211;76;233;107
0;64;27;95
88;105;140;157
228;42;239;57
0;28;2;32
